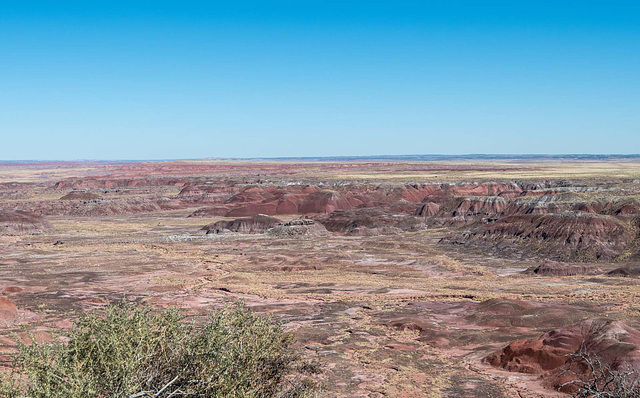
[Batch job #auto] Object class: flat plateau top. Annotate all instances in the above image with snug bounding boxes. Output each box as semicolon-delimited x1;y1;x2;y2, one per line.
2;158;640;183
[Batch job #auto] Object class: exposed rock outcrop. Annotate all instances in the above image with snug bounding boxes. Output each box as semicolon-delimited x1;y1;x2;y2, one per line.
266;218;328;238
202;214;282;234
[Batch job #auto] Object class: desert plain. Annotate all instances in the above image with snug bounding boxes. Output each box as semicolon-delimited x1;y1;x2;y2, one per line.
1;158;639;397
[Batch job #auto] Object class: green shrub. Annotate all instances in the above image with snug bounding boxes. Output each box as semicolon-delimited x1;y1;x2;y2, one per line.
0;302;320;398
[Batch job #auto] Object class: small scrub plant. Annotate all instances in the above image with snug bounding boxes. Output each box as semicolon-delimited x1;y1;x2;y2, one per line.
560;350;640;398
0;301;320;398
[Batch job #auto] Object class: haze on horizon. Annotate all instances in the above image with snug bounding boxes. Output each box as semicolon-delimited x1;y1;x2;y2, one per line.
1;1;639;161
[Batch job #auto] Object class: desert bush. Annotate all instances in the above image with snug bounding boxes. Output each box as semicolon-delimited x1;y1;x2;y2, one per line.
0;301;319;398
560;350;640;398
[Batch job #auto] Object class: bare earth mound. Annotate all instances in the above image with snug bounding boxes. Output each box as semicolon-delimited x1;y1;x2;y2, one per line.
189;206;230;217
0;297;18;327
607;265;640;277
59;191;102;201
298;189;362;214
0;210;51;235
485;318;640;392
444;212;635;261
524;260;602;276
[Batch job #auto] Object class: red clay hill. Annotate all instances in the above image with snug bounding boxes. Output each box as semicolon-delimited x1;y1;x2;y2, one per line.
485;318;640;393
59;191;102;201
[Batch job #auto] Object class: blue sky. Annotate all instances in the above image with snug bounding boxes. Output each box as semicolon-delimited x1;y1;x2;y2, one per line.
1;1;639;160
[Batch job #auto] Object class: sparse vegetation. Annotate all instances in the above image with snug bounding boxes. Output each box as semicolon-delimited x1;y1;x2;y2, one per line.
561;351;640;398
0;302;320;398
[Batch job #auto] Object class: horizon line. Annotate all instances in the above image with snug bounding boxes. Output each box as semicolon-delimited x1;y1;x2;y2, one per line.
2;154;640;163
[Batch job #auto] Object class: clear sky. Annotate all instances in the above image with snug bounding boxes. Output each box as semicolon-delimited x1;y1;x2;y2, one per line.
1;1;639;160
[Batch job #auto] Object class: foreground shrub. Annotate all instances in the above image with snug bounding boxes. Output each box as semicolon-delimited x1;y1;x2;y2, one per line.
0;302;319;397
561;351;640;398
